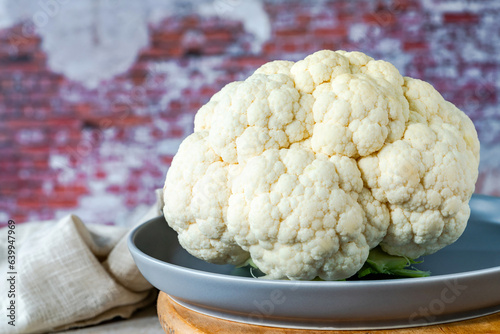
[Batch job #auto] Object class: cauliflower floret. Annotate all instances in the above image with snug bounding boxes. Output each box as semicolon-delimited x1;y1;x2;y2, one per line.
194;73;314;164
163;132;248;264
358;77;479;258
254;60;294;76
227;146;378;280
311;72;409;158
164;50;480;280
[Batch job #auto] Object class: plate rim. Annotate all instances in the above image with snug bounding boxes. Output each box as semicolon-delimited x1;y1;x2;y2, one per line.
128;215;500;287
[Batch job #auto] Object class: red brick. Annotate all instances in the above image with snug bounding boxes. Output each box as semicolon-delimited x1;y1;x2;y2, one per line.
168;126;184;138
48;118;82;128
190;99;205;109
46;198;79;208
18;157;49;169
182;16;200;29
160;156;173;165
0;186;19;196
52;184;89;196
363;12;397;26
0;148;17;159
126;183;139;192
138;48;167;61
169;99;183;110
296;13;311;26
443;12;480;24
392;0;421;11
337;13;357;24
262;42;277;54
0;132;10;145
152;32;182;44
2;118;79;131
125;196;139;208
18;146;51;155
5;32;40;50
0;78;15;90
73;102;94;116
35;159;50;169
7;212;29;224
403;41;429;51
313;27;348;38
199;86;217;96
202;44;227;55
204;30;233;42
321;41;341;50
281;42;299;53
275;28;307;37
0;172;19;183
150;128;165;139
113;115;152;127
130;69;148;85
0;160;17;170
17;197;43;210
106;185;122;194
95;169;106;179
33;50;47;63
0;62;40;73
231;57;267;68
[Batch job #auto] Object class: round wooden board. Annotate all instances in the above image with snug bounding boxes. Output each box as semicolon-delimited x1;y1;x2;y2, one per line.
157;292;500;333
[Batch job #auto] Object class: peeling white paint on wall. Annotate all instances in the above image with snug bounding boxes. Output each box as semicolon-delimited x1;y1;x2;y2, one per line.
4;0;151;87
421;0;500;12
0;0;271;87
198;0;271;53
0;0;13;29
149;56;226;110
43;1;150;88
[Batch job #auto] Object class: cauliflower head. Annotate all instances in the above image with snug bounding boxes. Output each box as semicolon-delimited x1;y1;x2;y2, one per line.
163;50;480;280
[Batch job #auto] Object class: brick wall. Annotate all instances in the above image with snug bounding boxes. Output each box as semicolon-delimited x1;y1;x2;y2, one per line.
0;0;498;226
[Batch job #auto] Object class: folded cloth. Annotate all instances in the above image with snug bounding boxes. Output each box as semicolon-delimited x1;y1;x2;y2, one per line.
0;190;164;334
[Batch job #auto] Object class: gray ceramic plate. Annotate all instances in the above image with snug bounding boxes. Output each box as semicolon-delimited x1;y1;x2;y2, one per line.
128;194;500;330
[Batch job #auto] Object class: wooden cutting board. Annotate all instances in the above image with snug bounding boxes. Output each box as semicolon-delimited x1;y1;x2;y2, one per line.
157;292;500;333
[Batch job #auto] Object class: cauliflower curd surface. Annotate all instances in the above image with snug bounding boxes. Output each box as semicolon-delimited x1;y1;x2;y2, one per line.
163;50;480;280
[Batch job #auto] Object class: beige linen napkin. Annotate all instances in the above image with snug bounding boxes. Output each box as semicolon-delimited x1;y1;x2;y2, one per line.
0;191;164;334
